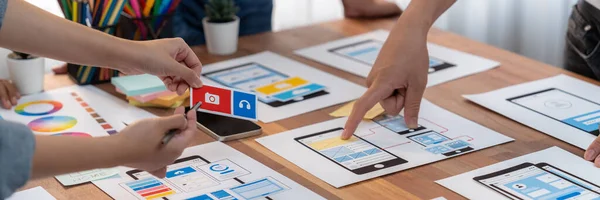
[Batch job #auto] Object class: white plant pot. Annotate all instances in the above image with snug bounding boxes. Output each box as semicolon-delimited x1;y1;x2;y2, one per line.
203;16;240;55
7;53;44;95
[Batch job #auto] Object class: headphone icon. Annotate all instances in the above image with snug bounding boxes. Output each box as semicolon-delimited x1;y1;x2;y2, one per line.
239;100;251;109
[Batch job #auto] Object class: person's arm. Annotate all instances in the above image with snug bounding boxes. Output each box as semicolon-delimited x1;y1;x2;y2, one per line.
0;0;202;95
31;107;197;178
342;0;455;139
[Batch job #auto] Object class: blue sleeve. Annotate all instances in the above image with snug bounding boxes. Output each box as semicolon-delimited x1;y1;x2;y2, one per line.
0;120;35;199
0;0;7;30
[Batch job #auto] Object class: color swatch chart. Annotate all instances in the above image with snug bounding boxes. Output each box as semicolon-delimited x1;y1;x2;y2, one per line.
70;92;118;135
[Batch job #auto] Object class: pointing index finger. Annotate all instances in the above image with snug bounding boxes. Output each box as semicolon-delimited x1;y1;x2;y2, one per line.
342;86;391;140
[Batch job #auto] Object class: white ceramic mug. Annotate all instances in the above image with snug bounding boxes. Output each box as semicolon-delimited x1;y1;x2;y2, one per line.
7;53;45;95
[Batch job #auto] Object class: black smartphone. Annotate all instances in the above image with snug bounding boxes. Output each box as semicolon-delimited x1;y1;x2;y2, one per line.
294;127;407;175
474;162;600;200
372;115;426;135
328;39;456;73
406;131;474;157
508;88;600;136
185;107;262;141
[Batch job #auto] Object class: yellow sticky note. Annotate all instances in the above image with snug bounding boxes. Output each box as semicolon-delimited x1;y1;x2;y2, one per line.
308;136;359;150
128;90;189;107
255;77;309;95
129;99;184;108
329;101;385;119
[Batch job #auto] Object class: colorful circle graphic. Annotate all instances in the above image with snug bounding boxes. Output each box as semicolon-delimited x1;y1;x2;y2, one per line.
51;132;92;137
15;100;63;116
28;116;77;132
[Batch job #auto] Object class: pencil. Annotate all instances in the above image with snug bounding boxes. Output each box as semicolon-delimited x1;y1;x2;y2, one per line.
72;1;78;22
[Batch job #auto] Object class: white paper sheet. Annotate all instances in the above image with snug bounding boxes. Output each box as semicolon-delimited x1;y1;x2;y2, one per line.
7;187;56;200
200;51;366;123
436;147;600;199
464;74;600;149
0;85;156;186
93;142;324;200
256;99;513;188
295;30;500;87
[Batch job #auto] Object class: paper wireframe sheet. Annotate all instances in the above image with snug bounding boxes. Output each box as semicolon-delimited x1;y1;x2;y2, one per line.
436;147;600;199
93;142;324;200
295;30;500;87
6;187;56;200
0;85;157;186
464;74;600;149
256;99;513;188
199;51;366;123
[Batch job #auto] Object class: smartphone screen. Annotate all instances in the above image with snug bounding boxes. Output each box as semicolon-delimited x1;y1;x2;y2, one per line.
328;40;456;73
126;156;220;194
294;127;407;174
372;115;426;134
474;163;600;200
406;131;473;156
536;163;600;193
508;88;600;136
185;107;261;137
203;62;328;107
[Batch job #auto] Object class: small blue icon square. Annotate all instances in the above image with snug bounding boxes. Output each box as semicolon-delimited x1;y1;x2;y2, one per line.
233;91;256;120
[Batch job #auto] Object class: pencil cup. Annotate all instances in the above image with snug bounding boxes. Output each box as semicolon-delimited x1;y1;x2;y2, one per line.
66;25;120;85
7;53;44;95
118;13;174;40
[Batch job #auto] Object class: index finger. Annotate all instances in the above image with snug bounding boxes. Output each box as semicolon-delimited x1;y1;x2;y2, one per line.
342;86;390;139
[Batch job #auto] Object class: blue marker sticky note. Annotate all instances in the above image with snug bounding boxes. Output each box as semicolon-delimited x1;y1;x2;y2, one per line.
111;74;167;96
232;90;257;120
271;83;326;102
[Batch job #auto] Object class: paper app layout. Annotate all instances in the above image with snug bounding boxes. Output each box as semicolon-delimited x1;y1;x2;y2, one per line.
93;142;324;200
257;99;513;188
191;85;257;121
295;30;499;87
437;147;600;200
464;75;600;149
200;52;365;122
0;86;156;186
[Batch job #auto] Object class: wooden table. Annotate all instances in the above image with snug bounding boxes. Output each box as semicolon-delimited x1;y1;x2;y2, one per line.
21;17;598;200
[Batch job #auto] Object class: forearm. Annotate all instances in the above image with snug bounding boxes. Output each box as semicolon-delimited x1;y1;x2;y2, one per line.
31;135;129;179
380;0;455;58
0;0;141;69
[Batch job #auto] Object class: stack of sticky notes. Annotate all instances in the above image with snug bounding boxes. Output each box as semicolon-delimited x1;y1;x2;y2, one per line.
111;74;189;108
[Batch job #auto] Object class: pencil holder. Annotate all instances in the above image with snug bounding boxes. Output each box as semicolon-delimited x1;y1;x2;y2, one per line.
67;25;120;85
117;13;174;40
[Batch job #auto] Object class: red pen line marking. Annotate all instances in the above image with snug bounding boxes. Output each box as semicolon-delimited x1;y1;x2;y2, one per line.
452;135;474;141
358;126;384;137
383;141;411;149
420;117;449;133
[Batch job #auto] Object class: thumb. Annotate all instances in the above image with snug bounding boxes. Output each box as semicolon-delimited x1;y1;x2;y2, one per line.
403;86;424;129
166;107;198;149
585;135;600;161
156;114;187;132
342;86;390;140
149;167;167;178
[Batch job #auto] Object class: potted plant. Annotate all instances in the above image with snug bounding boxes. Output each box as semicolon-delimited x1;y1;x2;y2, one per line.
7;51;45;95
203;0;240;55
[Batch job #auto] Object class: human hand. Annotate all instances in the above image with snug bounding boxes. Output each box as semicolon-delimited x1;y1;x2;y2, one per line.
122;38;203;95
0;79;20;109
341;28;428;139
117;107;197;177
584;132;600;167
